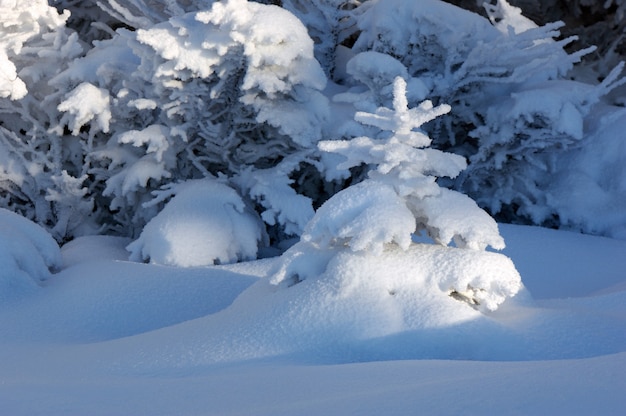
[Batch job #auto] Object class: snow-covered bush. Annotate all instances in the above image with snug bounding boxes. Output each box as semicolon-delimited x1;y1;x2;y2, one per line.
351;0;590;148
545;104;626;240
341;0;624;234
1;0;624;255
52;0;329;242
273;77;521;312
127;179;266;267
0;208;62;298
51;0;216;44
0;0;93;241
459;66;626;225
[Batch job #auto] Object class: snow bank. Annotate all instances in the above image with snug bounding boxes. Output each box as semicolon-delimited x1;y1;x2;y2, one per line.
61;235;132;268
0;208;61;299
68;224;625;371
1;222;626;416
499;223;626;299
95;242;520;368
128;179;265;267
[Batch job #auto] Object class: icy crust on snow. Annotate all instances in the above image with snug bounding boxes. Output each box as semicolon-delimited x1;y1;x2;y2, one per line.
127;179;265;267
0;208;62;297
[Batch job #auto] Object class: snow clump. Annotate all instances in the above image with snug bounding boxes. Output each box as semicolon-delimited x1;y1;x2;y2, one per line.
127;179;266;267
0;208;62;298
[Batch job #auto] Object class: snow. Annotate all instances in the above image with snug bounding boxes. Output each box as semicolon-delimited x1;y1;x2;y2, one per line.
57;82;112;135
117;124;170;162
1;216;626;413
485;0;539;35
0;208;61;299
1;0;626;413
0;50;26;100
127;179;265;267
301;180;416;253
548;105;626;239
414;188;506;251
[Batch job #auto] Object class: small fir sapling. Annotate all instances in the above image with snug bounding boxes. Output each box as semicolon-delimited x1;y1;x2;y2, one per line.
312;77;505;252
272;77;520;312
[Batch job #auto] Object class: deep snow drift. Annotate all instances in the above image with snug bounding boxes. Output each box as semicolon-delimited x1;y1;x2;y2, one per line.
1;221;625;414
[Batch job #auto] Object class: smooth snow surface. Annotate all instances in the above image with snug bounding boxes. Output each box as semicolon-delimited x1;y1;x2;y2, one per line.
1;224;626;414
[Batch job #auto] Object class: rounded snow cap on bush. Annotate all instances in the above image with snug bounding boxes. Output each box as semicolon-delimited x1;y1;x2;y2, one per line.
0;208;62;298
127;179;266;267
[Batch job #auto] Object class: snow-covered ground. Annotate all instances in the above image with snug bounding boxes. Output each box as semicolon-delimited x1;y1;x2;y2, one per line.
1;224;625;415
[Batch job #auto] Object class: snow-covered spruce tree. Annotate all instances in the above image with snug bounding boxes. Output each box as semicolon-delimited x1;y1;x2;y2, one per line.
346;0;593;142
343;0;624;231
0;0;94;242
53;0;329;260
272;77;521;313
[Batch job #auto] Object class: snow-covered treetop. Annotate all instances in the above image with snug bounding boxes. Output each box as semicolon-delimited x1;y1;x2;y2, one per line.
272;73;515;313
321;78;466;199
309;77;504;254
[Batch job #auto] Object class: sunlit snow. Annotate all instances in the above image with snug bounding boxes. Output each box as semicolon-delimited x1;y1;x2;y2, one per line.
1;220;625;414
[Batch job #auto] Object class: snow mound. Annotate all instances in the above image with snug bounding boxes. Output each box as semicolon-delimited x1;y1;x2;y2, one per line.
0;208;61;298
274;242;521;314
127;180;265;267
104;241;521;368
